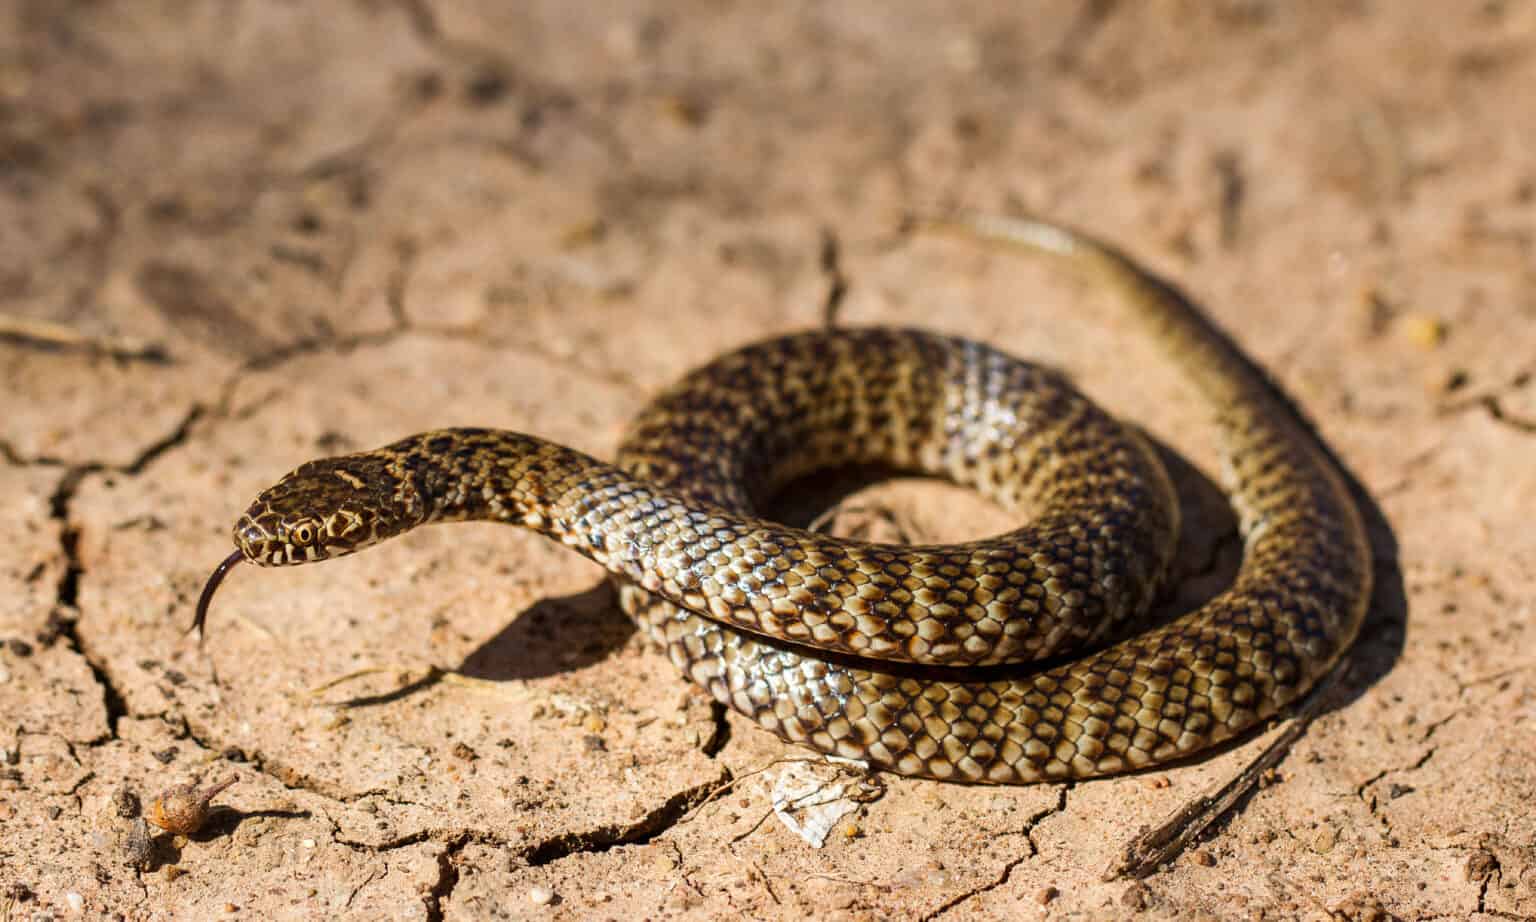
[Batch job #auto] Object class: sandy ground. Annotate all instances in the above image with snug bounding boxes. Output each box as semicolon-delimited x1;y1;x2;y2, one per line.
2;2;1535;920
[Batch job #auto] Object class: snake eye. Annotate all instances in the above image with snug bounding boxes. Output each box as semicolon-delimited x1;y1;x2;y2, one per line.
291;523;315;546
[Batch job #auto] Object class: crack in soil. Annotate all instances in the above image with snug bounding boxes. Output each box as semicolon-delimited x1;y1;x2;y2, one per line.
210;327;410;419
1438;370;1536;435
1478;394;1536;434
701;701;731;757
306;769;734;918
390;0;630;168
1354;711;1461;842
819;226;849;328
176;699;734;901
522;770;733;866
42;404;206;739
424;836;464;922
919;785;1071;921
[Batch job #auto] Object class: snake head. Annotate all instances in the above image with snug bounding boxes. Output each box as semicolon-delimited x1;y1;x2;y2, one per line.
234;453;428;566
193;450;430;638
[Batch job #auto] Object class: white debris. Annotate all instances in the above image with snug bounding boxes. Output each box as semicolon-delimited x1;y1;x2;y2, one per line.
528;886;555;905
769;760;867;849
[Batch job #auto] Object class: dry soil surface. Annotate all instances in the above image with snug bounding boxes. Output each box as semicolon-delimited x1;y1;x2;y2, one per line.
2;2;1535;920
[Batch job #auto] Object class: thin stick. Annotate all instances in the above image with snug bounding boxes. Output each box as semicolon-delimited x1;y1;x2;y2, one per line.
0;314;168;362
1106;664;1348;880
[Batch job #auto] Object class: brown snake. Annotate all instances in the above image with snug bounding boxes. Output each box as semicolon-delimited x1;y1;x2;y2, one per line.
194;214;1371;784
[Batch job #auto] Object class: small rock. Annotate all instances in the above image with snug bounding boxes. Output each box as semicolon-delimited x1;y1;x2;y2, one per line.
1430;368;1470;395
1192;849;1216;867
451;742;477;762
120;817;155;870
1399;313;1446;349
111;788;141;819
1357;286;1394;336
1035;886;1059;905
1387;783;1414;799
465;69;508;106
300;838;316;849
1311;826;1337;854
148;776;238;835
6;638;33;657
66;891;84;912
1465;848;1499;882
528;886;555;905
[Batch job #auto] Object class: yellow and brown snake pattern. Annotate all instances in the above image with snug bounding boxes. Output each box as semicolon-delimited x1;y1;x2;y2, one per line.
195;214;1371;784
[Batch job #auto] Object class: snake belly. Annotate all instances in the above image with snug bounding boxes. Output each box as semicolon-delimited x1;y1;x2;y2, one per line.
212;216;1372;784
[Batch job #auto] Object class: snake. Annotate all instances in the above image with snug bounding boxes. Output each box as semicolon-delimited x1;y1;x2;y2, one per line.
193;214;1371;784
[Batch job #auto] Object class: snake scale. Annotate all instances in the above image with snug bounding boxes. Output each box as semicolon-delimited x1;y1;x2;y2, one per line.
195;214;1371;784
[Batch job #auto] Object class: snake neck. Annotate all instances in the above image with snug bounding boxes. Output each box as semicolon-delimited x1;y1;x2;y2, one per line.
384;429;623;534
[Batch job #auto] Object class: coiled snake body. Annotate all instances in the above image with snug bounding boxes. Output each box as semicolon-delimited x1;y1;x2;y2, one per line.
195;215;1371;784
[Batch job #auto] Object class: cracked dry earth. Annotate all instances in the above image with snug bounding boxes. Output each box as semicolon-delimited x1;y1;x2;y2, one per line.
2;2;1535;920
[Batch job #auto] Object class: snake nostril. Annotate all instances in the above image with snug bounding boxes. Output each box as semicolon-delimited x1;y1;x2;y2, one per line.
235;519;267;553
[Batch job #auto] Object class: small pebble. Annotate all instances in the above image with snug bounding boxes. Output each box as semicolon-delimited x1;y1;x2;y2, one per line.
1192;849;1216;867
1035;886;1059;905
65;892;84;912
121;817;155;870
148;776;238;835
300;838;316;849
528;886;555;905
1312;826;1337;854
1399;313;1446;349
1465;849;1498;882
112;788;141;818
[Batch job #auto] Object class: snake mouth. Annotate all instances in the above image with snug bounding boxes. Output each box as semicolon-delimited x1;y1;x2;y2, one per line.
190;549;245;640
